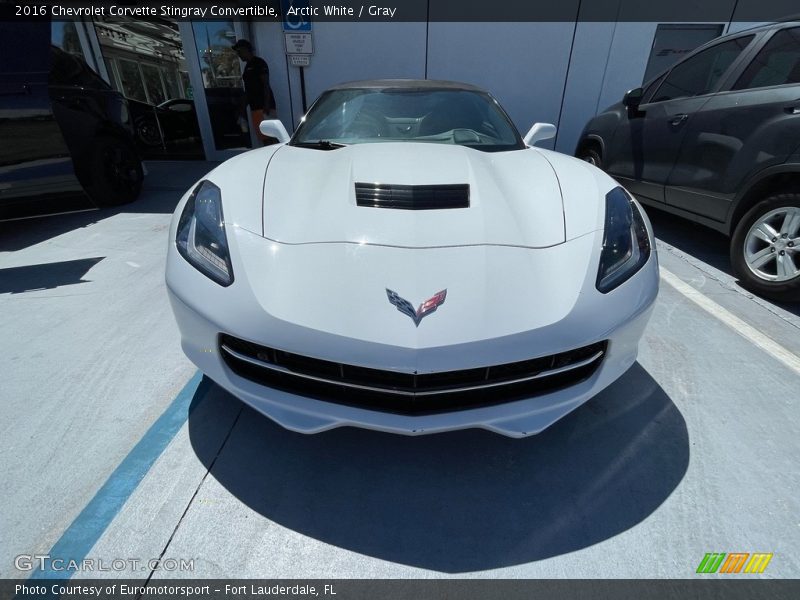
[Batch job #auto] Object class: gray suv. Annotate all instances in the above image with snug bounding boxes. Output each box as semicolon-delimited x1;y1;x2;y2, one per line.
576;21;800;301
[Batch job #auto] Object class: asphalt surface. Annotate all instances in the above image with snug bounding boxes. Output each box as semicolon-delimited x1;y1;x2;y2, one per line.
1;160;798;580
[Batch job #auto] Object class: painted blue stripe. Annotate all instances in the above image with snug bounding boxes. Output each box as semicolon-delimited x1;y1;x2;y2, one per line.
30;371;211;580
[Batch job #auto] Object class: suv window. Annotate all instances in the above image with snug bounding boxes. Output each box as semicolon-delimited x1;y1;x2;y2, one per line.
652;35;754;102
733;27;800;90
642;73;667;104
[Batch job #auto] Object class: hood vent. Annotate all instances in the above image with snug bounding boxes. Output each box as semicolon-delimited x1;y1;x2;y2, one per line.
355;182;470;210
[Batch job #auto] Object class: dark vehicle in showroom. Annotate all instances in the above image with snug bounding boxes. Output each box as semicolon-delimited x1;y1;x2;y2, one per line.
576;21;800;300
128;97;203;159
0;24;143;221
126;90;248;159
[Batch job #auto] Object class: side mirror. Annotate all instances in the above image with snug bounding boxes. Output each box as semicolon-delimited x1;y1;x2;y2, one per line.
623;87;644;108
259;119;290;143
523;122;557;146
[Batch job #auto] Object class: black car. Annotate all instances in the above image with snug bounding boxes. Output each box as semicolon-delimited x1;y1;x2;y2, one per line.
576;21;800;301
127;98;203;159
0;23;143;221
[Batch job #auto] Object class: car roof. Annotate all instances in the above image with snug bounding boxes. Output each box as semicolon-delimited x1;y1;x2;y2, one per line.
732;19;800;35
327;79;488;93
639;19;800;90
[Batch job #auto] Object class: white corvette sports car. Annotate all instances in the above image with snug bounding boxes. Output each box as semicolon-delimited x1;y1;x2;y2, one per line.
166;80;659;438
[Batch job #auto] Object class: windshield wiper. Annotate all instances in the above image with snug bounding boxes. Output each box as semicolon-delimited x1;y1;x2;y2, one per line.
292;140;346;150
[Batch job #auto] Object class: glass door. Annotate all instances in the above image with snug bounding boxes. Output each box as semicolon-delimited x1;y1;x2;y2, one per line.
179;20;256;161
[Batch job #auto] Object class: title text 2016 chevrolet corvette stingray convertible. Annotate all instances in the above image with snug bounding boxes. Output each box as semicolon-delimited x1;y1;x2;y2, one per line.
166;80;659;437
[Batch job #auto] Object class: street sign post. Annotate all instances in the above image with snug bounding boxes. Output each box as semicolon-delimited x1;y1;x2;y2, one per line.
281;0;313;112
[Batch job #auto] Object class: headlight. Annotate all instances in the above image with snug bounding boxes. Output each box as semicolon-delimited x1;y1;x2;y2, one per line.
176;181;234;286
596;186;651;293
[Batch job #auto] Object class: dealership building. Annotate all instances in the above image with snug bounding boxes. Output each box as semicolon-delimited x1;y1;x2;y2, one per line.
51;0;796;161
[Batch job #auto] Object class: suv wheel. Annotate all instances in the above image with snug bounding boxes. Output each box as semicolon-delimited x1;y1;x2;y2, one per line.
731;193;800;301
85;136;144;206
578;146;603;169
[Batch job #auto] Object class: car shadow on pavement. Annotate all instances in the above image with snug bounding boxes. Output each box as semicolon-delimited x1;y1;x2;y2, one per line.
646;207;732;274
0;161;218;253
0;257;104;294
189;362;689;573
646;207;799;313
0;191;181;253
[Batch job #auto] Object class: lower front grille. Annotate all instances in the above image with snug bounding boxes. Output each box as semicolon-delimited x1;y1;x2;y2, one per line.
219;335;607;416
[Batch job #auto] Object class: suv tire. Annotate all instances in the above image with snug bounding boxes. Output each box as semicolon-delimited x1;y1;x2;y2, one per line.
578;146;603;169
731;192;800;302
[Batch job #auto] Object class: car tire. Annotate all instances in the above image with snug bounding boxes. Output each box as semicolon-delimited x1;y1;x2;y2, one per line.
134;115;163;147
730;193;800;302
578;146;603;169
84;136;144;207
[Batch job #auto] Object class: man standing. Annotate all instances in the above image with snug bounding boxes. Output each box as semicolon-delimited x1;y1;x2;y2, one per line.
231;39;277;145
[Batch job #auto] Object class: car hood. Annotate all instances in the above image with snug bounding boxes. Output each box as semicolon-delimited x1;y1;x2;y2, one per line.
261;143;566;248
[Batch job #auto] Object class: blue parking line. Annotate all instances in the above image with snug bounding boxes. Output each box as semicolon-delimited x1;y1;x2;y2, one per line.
30;371;212;580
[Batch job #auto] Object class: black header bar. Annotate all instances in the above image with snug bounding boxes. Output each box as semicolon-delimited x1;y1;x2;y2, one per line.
2;0;800;22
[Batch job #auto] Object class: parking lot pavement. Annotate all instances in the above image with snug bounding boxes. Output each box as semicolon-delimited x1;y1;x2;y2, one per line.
1;175;799;579
0;161;216;579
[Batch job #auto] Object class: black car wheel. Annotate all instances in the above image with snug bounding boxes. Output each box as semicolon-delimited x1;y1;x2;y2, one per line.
579;147;603;169
85;136;144;206
731;192;800;302
134;115;163;147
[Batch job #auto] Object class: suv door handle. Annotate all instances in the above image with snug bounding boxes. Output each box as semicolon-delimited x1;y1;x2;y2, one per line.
785;105;800;114
669;113;689;126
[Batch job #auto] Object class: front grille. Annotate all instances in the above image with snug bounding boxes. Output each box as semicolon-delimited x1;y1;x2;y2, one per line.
219;334;607;416
355;182;470;210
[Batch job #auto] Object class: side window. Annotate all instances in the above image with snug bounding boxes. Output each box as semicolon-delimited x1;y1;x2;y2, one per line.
652;35;754;102
642;24;724;83
642;73;667;104
733;27;800;90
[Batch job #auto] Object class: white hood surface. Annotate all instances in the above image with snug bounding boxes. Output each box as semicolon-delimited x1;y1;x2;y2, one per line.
261;143;566;248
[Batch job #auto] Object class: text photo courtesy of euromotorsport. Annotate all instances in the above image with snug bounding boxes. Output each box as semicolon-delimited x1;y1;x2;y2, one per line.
16;583;329;597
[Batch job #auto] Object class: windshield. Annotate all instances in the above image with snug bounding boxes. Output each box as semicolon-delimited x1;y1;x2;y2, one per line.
291;88;525;152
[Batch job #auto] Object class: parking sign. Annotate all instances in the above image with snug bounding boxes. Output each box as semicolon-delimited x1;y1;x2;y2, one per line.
282;0;313;32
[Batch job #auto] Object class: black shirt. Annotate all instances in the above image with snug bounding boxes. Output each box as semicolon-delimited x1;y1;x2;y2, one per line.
241;56;275;111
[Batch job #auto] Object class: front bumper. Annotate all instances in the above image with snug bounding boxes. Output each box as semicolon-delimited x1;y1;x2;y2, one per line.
166;229;658;437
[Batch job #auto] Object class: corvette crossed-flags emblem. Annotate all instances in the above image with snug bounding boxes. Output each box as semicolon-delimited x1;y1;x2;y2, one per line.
386;289;447;327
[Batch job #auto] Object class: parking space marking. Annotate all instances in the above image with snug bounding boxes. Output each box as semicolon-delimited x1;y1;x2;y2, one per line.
29;372;211;580
661;268;800;376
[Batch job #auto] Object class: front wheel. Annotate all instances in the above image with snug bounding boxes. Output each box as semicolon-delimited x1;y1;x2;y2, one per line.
730;193;800;301
578;146;603;169
84;136;144;207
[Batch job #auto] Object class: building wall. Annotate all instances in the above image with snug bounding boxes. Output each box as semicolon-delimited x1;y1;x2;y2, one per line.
426;22;577;151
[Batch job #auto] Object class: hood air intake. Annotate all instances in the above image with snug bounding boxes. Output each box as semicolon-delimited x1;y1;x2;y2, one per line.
355;182;470;210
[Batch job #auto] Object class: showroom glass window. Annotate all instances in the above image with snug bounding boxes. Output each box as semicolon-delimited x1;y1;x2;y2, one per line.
651;35;754;102
733;27;800;89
